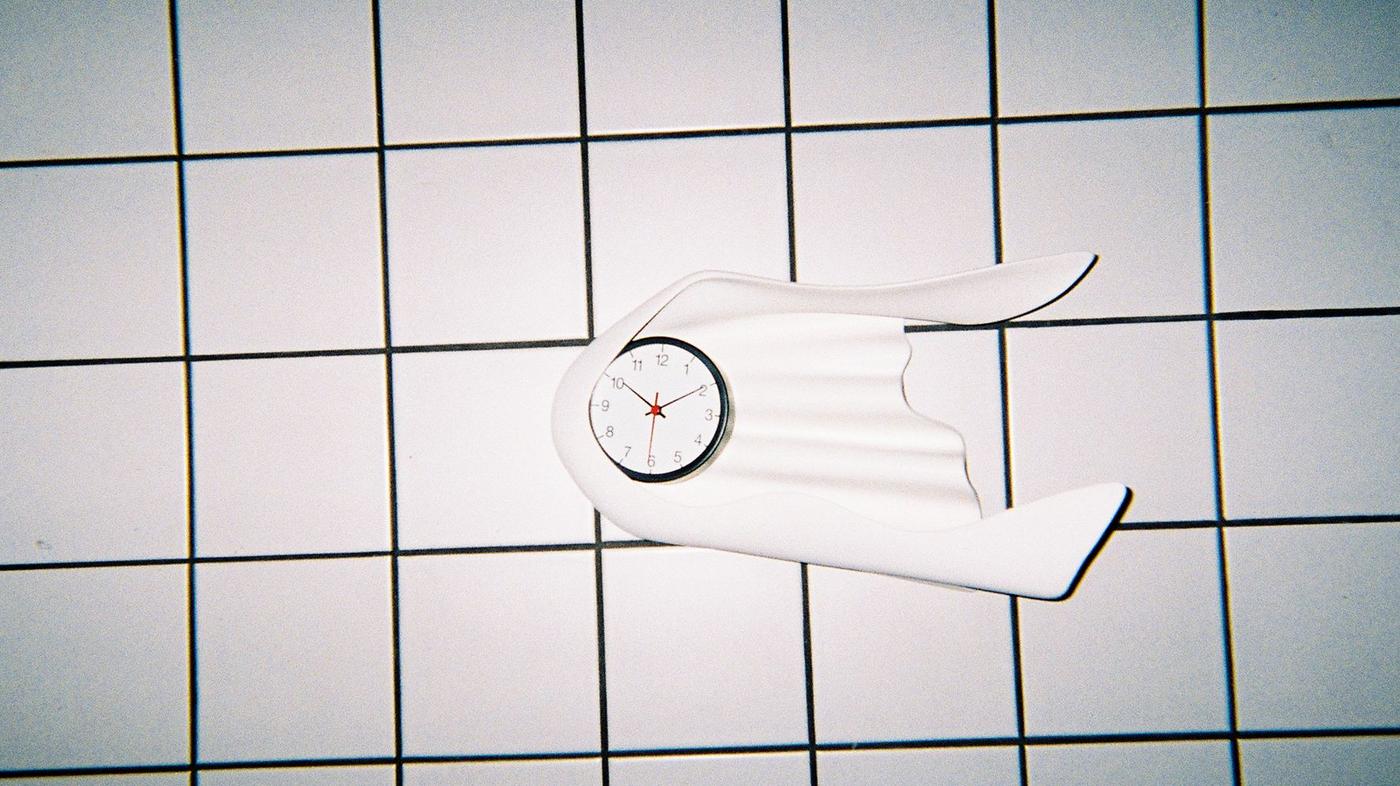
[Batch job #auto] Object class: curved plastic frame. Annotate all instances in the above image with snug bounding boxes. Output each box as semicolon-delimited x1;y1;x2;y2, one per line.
552;254;1129;599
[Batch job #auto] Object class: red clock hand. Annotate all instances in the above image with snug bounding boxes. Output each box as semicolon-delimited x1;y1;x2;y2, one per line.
646;392;660;460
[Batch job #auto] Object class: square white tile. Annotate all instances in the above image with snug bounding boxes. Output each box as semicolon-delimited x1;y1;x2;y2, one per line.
1227;523;1400;730
192;356;390;556
405;759;600;786
818;747;1018;785
399;551;600;755
1006;322;1216;522
1215;316;1399;519
904;330;1008;515
587;135;789;329
602;548;808;748
999;117;1205;319
0;1;173;158
0;566;187;769
1027;741;1234;786
176;0;376;152
386;145;586;346
1240;736;1400;786
0;364;186;563
380;0;579;142
808;567;1017;741
787;0;988;124
994;0;1198;115
186;154;384;354
792;127;994;287
1209;109;1400;311
582;0;783;133
200;767;394;786
610;753;809;786
392;348;593;548
1019;529;1229;735
1;164;183;361
1207;1;1400;105
196;558;395;761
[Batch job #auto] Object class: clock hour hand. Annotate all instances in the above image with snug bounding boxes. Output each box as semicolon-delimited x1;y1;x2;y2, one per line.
623;379;667;418
620;379;655;410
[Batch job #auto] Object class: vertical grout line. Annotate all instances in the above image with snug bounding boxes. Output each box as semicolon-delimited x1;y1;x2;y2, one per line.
999;332;1030;786
1196;3;1243;783
799;563;819;785
166;2;196;782
985;1;1029;783
576;0;595;340
593;510;611;785
368;3;405;783
781;3;818;783
780;0;799;287
577;6;608;782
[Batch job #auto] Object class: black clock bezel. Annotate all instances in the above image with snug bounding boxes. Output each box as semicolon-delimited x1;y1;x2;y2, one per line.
592;336;730;483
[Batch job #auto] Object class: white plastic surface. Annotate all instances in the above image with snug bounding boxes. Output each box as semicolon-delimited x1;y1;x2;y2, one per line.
552;254;1129;599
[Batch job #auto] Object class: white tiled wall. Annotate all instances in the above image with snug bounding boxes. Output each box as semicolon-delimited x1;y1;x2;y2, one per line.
2;2;1396;785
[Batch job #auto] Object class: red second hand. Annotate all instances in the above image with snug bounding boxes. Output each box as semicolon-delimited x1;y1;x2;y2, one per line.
646;392;660;465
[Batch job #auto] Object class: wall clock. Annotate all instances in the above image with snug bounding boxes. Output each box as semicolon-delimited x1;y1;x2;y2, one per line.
553;253;1129;600
588;336;729;483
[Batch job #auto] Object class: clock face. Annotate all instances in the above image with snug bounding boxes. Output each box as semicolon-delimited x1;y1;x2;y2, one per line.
588;336;729;482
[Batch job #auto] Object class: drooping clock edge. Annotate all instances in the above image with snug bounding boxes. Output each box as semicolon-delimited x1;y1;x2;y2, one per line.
551;254;1132;600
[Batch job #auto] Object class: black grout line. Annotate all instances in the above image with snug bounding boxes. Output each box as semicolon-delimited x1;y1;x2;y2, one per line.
391;337;592;354
799;563;820;783
1;514;1394;573
5;307;1396;372
4;96;1397;171
367;4;405;785
984;2;1031;783
7;726;1399;780
4;11;1392;785
575;0;595;341
575;9;608;784
165;2;197;781
780;0;799;288
780;3;818;784
1196;4;1244;783
593;511;612;786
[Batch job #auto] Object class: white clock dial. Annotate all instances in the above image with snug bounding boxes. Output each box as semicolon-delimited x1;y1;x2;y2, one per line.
588;336;729;482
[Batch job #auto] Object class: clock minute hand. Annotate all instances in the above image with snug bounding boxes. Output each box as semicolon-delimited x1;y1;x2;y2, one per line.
658;385;705;411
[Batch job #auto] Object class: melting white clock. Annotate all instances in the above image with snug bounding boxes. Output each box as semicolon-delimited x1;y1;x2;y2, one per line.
553;253;1130;600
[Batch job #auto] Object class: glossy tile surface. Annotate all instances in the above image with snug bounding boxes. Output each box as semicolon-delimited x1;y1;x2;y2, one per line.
2;2;1393;780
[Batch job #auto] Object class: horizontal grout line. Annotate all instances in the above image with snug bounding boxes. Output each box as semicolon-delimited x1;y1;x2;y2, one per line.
5;306;1397;370
610;743;812;758
1;514;1395;573
1203;96;1400;116
0;338;593;370
1118;513;1400;530
907;305;1400;333
590;125;785;142
390;337;591;354
791;116;990;133
2;97;1395;170
999;96;1400;124
0;539;669;572
3;726;1397;779
1211;306;1400;322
